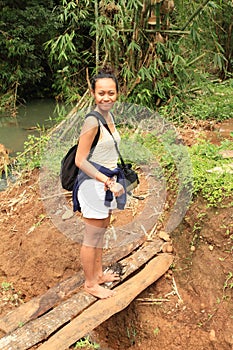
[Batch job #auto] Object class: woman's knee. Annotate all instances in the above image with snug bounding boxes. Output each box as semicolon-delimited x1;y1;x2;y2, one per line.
83;225;105;248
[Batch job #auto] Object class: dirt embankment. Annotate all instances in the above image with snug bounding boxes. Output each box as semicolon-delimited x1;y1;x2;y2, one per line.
0;121;232;350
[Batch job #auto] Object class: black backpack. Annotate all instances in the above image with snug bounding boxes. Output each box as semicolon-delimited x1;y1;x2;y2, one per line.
60;111;107;191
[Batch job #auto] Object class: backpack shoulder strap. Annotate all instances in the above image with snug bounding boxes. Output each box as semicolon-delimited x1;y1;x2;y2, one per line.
86;111;113;134
85;110;114;150
86;111;125;167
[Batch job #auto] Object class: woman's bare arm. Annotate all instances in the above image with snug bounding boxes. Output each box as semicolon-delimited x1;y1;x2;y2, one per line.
75;117;108;183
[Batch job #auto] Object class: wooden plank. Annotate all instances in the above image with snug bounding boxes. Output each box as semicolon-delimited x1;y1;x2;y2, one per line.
112;239;165;284
0;237;145;335
0;293;96;350
0;239;166;350
38;253;173;350
0;273;84;335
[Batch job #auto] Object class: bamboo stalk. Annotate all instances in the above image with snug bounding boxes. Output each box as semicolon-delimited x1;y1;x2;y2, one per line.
126;77;141;97
186;53;206;67
119;29;190;35
95;0;99;72
181;0;211;31
13;81;19;116
155;1;161;31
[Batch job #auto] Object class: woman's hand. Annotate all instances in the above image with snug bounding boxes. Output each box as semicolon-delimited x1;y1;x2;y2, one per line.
105;178;125;197
110;182;125;197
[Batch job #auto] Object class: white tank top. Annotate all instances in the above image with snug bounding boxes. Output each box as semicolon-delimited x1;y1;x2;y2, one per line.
89;121;120;170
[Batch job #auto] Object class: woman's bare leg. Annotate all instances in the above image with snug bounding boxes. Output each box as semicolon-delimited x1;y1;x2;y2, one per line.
81;216;118;299
92;215;120;284
95;247;120;284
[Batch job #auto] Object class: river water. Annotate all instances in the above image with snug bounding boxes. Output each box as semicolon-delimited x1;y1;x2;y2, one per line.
0;99;59;155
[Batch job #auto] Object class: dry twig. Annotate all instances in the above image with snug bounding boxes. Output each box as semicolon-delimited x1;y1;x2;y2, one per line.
136;297;170;304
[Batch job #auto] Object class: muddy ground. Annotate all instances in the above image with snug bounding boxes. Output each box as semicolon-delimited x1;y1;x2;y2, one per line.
0;120;232;350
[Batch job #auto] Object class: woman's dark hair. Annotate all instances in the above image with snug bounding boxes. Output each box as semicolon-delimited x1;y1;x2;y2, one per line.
91;66;119;92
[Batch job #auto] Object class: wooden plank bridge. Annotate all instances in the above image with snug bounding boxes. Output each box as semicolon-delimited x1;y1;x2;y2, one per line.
0;235;173;350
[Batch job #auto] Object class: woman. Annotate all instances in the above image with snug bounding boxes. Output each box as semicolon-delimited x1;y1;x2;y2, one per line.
74;68;126;299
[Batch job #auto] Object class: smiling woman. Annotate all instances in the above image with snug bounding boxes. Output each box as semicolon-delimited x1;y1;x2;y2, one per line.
73;66;126;299
91;78;117;113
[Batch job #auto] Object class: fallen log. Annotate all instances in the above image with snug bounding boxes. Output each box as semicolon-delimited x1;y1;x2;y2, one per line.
0;239;168;350
0;236;145;335
0;272;84;336
38;253;173;350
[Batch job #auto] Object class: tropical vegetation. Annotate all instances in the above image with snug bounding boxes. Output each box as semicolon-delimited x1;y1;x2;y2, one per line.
0;0;232;116
1;0;233;208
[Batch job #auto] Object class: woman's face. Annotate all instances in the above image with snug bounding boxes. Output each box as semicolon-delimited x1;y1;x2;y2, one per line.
92;78;118;113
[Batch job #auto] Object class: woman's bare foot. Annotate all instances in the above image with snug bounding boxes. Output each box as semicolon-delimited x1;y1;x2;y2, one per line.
84;283;115;299
98;270;120;284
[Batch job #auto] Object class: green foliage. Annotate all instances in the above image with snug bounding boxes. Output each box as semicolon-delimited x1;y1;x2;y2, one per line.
44;0;93;102
128;122;233;207
223;272;233;291
90;1;206;109
140;130;233;207
16;131;49;171
188;139;233;206
119;135;154;165
0;281;24;307
126;326;137;346
159;79;233;123
222;271;233;300
74;336;100;349
1;281;13;292
175;0;233;79
153;327;160;336
186;79;233;121
122;124;193;209
1;0;232;116
0;0;60;112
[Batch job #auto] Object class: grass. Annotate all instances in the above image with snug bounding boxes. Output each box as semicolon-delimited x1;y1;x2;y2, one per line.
186;79;233;121
188;139;233;206
160;78;233;123
128;128;233;207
